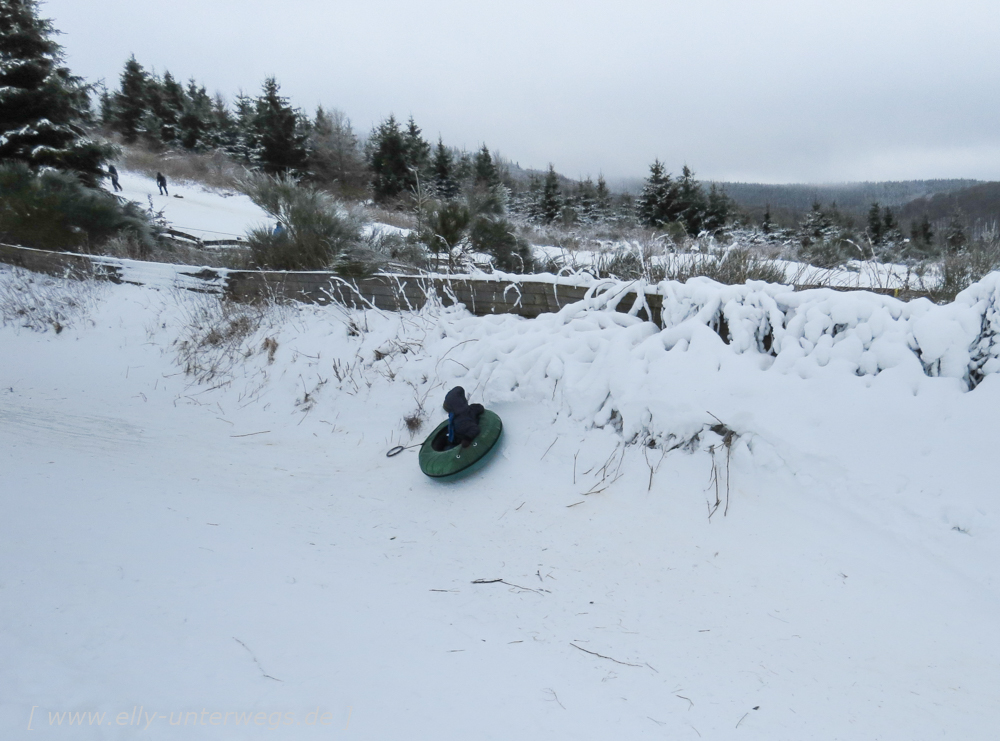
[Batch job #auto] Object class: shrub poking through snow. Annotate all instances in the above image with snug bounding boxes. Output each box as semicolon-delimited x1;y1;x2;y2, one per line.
0;162;157;252
174;293;285;384
0;265;102;332
236;172;365;271
469;216;534;273
940;234;1000;299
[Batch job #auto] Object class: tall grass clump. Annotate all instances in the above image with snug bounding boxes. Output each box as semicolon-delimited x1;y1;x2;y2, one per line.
236;172;366;271
940;232;1000;298
588;240;787;286
0;265;103;333
116;141;242;191
0;162;157;253
667;246;788;285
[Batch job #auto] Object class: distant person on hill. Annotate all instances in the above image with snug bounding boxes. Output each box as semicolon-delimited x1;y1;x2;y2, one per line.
108;165;122;192
440;386;484;449
156;172;168;196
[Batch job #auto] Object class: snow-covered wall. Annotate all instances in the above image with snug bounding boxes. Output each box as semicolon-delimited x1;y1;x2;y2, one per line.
4;242;1000;400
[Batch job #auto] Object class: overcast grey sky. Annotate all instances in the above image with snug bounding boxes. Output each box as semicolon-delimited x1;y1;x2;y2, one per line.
43;0;1000;184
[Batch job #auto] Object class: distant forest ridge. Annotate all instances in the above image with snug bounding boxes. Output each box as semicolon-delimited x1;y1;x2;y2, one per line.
617;176;981;212
660;179;999;228
715;179;980;211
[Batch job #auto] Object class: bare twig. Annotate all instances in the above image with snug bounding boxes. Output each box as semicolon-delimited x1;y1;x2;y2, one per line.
543;688;566;710
230;430;270;438
569;642;643;668
472;578;545;595
541;437;558;461
233;637;281;682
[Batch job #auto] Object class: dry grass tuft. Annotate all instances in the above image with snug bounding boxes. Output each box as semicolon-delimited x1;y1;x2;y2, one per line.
0;266;103;333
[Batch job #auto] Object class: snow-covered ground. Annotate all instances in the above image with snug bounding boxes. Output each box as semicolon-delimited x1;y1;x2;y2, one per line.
113;171;270;243
2;264;999;739
112;170;926;291
534;243;934;291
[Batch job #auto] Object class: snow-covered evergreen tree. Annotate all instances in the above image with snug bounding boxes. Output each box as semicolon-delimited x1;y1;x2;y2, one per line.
908;214;935;256
402;116;430;178
594;174;612;221
223;91;257;163
178;79;212;150
109;56;149;143
0;0;113;185
472;144;500;189
637;159;677;228
252;77;308;174
146;70;186;144
945;211;967;253
431;137;458;199
538;164;561;223
369;115;410;202
675;165;707;235
208;93;235;150
867;202;884;245
703;184;730;234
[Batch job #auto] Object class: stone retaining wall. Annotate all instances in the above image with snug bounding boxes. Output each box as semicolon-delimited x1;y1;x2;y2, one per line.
1;242;939;329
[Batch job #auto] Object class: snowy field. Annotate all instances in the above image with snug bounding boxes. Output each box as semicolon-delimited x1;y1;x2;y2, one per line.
112;169;927;291
113;171;270;243
533;243;935;292
1;263;999;739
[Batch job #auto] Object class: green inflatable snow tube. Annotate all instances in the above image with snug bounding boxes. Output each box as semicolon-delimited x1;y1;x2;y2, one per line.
419;410;503;479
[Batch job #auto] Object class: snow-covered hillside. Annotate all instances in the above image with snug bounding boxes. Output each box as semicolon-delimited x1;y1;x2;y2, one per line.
113;170;270;243
1;264;998;739
112;169;930;292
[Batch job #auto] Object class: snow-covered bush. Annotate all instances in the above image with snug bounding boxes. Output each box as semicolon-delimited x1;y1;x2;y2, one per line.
173;293;287;384
0;265;102;333
941;234;1000;298
0;162;157;253
236;172;365;271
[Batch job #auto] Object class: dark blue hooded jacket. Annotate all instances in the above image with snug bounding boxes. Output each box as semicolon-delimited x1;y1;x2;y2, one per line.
443;386;484;447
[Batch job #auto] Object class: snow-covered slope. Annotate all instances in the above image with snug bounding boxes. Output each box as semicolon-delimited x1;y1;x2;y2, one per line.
1;267;998;739
114;170;270;242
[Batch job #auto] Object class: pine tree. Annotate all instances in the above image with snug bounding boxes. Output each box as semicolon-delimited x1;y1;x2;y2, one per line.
675;165;707;235
96;80;113;125
596;174;610;205
538;164;561;224
945;210;967;252
574;177;597;224
867;202;884;245
522;173;542;220
0;0;113;185
637;159;677;228
911;214;934;249
208;93;235;150
150;71;186;144
369;114;409;202
178;79;212;150
703;184;730;234
799;201;833;245
402;116;430;178
109;55;149;143
431;138;458;199
762;204;773;234
252;77;308;174
224;91;256;162
473;144;500;189
880;206;903;249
